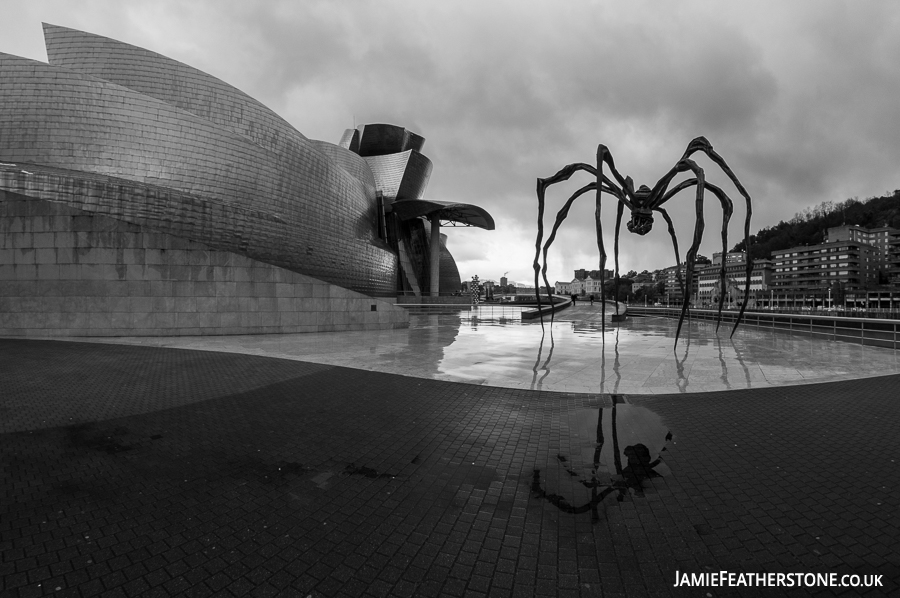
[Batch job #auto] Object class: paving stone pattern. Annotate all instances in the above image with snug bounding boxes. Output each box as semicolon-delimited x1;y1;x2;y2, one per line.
1;339;898;597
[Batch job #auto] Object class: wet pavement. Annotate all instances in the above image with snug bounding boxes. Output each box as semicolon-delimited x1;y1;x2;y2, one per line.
1;336;898;597
53;306;900;394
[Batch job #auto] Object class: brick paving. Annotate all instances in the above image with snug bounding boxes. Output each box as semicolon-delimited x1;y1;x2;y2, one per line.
1;338;898;597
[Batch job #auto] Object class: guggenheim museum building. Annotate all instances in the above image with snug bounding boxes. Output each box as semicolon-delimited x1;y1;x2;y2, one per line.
0;24;493;336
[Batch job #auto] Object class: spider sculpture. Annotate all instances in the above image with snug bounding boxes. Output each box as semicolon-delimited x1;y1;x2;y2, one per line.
533;136;753;342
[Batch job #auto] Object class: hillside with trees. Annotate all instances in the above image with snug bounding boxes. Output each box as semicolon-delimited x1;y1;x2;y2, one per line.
731;190;900;260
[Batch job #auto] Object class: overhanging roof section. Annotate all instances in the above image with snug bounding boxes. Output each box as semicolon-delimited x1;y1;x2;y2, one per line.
391;199;495;230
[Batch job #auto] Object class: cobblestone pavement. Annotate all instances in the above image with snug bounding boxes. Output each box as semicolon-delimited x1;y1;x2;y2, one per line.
1;339;898;597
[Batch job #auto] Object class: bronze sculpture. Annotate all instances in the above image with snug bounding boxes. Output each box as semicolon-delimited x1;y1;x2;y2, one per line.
533;136;753;342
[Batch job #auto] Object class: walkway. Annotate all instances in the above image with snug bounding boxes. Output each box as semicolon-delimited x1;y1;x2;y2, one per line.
1;337;897;597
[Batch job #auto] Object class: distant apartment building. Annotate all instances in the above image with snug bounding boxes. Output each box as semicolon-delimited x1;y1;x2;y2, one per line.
650;225;900;309
712;251;747;265
663;263;704;302
890;235;900;283
696;252;773;306
826;224;897;263
559;277;604;296
573;268;615;281
764;225;900;294
771;240;880;291
555;268;615;297
632;280;657;294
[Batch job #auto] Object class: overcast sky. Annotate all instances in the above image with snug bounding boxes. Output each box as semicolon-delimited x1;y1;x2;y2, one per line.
4;1;900;285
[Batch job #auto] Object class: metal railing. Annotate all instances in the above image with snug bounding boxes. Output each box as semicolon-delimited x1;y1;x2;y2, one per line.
627;307;900;349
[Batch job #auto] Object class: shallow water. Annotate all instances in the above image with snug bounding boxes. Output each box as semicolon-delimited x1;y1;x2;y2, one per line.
60;306;900;394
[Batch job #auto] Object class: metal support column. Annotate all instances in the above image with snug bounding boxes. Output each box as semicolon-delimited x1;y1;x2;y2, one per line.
429;212;441;297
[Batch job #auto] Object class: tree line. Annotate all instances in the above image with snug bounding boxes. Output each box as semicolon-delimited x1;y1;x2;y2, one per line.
731;190;900;260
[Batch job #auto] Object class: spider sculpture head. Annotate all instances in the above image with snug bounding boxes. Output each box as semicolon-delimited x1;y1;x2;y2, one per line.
626;184;655;235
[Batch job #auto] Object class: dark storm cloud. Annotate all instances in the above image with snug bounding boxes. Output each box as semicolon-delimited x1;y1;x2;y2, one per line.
3;0;900;283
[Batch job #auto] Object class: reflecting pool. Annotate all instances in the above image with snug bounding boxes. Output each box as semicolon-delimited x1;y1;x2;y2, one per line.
67;306;900;394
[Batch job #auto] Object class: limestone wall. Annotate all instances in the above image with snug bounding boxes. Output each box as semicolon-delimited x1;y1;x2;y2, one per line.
0;192;408;336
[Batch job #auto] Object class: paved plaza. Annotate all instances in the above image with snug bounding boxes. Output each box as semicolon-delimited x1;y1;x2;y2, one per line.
2;319;899;597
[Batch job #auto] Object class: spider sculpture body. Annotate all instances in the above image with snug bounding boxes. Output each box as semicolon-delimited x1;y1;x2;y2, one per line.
533;136;753;342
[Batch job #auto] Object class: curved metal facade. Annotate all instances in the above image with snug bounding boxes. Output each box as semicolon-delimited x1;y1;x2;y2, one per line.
356;124;425;156
0;27;399;297
400;220;462;294
343;123;490;296
364;151;433;201
43;23;310;149
0;24;490;302
436;233;463;294
309;140;377;193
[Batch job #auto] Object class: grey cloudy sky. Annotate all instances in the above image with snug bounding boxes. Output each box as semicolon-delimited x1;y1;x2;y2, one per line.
4;1;900;286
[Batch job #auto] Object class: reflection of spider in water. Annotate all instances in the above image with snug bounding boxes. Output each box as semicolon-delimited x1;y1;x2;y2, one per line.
531;443;665;519
531;399;672;522
533;136;753;342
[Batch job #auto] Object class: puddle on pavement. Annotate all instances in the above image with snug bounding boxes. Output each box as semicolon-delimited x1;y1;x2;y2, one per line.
532;396;672;521
344;463;396;479
63;423;175;456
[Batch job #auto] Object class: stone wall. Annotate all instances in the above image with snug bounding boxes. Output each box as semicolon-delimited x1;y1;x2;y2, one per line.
0;192;408;337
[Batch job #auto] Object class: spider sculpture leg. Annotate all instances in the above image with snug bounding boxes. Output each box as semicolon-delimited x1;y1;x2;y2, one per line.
697;147;753;336
595;144;640;335
538;180;597;326
594;175;608;336
612;201;625;315
653;207;685;302
652;137;753;338
534;162;598;329
657;180;735;332
674;158;706;341
680;138;753;336
629;154;709;342
535;158;628;331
